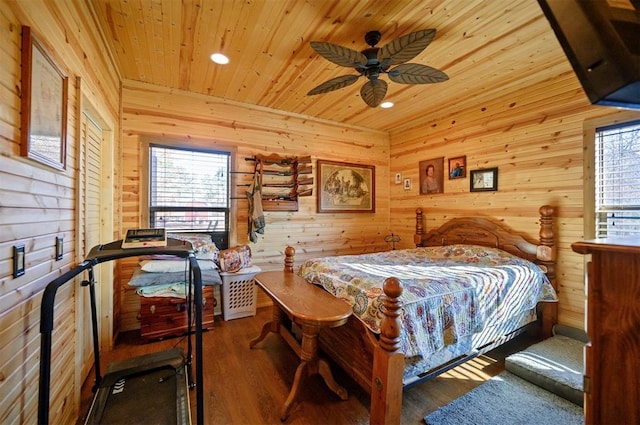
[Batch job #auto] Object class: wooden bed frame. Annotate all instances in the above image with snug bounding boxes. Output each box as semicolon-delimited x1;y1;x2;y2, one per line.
283;205;557;425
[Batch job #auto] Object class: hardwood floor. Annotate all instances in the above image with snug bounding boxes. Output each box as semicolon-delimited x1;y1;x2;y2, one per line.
78;307;538;424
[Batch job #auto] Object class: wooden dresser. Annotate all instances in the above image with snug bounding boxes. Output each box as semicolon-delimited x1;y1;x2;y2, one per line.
571;238;640;425
139;286;215;342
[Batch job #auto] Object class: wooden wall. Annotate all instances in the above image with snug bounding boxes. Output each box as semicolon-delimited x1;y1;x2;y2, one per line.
0;1;120;423
116;73;635;333
118;80;391;330
386;70;633;329
1;1;638;423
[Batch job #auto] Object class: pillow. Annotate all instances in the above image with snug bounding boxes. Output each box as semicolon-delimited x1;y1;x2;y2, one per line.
168;233;219;261
219;245;252;273
139;259;217;273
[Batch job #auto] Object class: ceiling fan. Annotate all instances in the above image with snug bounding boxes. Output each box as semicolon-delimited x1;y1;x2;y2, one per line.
307;29;449;107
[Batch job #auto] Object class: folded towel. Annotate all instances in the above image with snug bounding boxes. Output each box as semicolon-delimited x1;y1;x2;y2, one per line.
136;282;189;298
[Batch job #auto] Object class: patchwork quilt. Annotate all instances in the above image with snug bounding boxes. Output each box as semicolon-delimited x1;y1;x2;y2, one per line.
298;244;557;359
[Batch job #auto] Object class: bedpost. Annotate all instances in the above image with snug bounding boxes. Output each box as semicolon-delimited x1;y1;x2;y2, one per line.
538;205;557;337
414;208;424;247
284;246;295;273
370;277;403;425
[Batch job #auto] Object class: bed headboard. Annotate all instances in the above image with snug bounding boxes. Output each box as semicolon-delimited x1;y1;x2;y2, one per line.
413;205;555;264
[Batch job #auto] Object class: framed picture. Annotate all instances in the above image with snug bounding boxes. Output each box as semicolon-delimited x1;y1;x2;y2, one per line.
395;172;402;184
20;26;68;170
470;168;498;192
317;160;375;213
403;178;412;190
419;157;444;194
448;155;466;179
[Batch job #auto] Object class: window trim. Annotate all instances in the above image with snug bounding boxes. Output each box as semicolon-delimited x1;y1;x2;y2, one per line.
140;136;238;247
583;110;640;239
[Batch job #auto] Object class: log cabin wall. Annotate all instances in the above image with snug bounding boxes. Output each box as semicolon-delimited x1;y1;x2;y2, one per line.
1;1;638;423
119;80;391;331
386;71;638;330
0;1;120;423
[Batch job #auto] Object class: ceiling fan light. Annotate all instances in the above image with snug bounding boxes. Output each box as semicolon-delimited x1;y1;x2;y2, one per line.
210;53;229;64
380;101;394;108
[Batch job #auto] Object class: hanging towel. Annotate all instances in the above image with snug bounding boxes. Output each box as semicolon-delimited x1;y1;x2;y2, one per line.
246;170;265;243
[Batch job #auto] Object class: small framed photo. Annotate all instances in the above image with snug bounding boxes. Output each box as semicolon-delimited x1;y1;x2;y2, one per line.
395;172;402;184
470;168;498;192
403;178;412;190
448;155;466;179
419;157;444;194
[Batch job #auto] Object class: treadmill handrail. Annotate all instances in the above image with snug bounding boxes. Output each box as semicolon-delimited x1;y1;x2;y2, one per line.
40;260;95;333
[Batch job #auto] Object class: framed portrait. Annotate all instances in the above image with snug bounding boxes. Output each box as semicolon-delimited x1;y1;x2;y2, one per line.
448;155;466;179
403;178;412;190
20;26;68;170
470;168;498;192
419;157;444;195
395;172;402;184
317;160;375;213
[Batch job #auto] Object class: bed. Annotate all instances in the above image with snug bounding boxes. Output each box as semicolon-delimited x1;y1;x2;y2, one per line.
284;205;557;425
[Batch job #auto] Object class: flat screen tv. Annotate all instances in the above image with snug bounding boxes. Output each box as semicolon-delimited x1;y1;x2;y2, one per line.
537;0;640;110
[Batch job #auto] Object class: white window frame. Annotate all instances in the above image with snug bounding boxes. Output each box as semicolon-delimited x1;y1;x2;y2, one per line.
594;120;640;237
584;111;640;239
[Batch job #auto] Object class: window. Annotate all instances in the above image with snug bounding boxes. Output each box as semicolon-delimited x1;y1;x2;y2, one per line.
149;144;230;248
595;120;640;237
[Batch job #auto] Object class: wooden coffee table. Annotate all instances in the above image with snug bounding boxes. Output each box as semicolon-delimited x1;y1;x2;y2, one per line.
249;271;353;421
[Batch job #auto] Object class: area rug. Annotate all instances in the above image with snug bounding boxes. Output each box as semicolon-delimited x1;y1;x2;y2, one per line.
505;334;584;406
424;371;583;425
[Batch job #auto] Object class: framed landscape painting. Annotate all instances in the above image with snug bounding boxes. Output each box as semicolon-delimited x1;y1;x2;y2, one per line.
20;26;68;170
317;160;375;213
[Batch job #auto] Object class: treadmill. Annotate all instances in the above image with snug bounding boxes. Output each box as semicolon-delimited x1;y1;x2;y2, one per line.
37;238;205;425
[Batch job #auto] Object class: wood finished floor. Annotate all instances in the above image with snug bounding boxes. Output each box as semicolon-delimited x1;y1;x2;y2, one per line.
78;307;538;424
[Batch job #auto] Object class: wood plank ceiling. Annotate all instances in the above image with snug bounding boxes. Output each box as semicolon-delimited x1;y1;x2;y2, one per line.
89;0;586;134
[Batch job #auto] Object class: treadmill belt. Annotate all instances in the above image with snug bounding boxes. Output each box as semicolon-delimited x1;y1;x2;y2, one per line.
100;367;178;425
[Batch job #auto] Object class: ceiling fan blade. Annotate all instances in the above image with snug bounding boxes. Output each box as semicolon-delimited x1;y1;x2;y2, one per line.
388;63;449;84
307;75;360;95
360;79;388;107
310;41;368;68
377;29;436;65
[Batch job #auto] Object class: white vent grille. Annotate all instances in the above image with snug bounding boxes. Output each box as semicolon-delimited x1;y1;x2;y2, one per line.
220;266;260;321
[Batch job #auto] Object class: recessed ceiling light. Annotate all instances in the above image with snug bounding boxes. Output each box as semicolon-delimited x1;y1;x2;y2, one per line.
210;53;229;64
380;101;394;108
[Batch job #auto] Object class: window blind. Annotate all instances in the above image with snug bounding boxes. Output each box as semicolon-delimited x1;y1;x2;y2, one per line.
595;121;640;237
149;145;230;233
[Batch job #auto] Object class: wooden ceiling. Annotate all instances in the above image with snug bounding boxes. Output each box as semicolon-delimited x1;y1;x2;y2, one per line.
90;0;580;133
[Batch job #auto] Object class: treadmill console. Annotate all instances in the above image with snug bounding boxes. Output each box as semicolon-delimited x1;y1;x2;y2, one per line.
121;228;167;249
